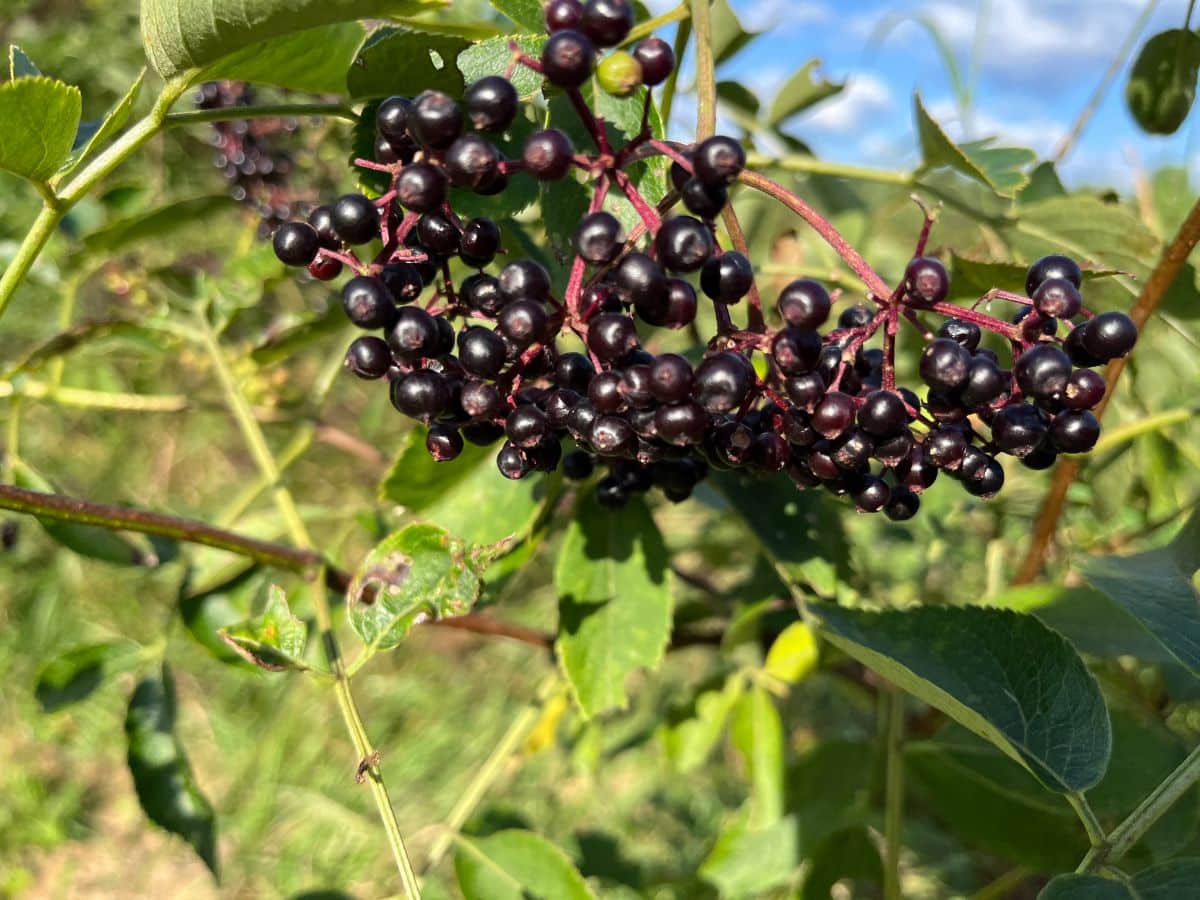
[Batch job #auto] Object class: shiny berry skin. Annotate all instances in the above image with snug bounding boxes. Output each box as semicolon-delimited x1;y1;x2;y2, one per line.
497;441;532;479
461;380;505;419
885;488;920;522
506;405;549;448
991;404;1050;457
345;336;392;379
655;215;714;273
693;135;746;186
700;251;754;303
1026;254;1082;296
785;372;826;411
342;276;396;329
874;431;914;467
545;0;583;31
410;90;463;149
397;162;448;213
1015;344;1072;399
376;96;414;146
662;278;699;329
1064;368;1106;410
896;445;938;492
1051;410;1101;453
615;251;667;305
1032;277;1082;319
693;352;753;413
574;211;624;264
465;76;518;133
1022;443;1058;470
680;177;727;219
597;50;642;97
499;259;552;303
633;36;675;85
387;306;441;360
498;299;549;347
919;338;972;392
445;134;502;190
417;211;461;255
587;314;640;361
590;415;635;455
905;256;950;306
839;305;873;329
853;475;891;513
619;365;655;409
307;205;340;249
959;355;1008;407
273;221;319;266
964;458;1005;499
1081;311;1138;361
1065;323;1104;367
542;30;596;88
380;262;424;304
812;391;856;439
390;370;450;421
771;328;822;375
307;254;342;281
426;424;464;461
937;318;981;351
581;0;633;46
459;218;502;268
654;402;707;446
523;128;574;180
588;370;627;413
649;354;694;403
777;280;831;329
555;352;596;392
457;326;507;379
330;194;380;245
858;390;908;437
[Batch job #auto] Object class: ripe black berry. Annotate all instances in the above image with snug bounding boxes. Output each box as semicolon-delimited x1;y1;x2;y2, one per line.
1065;323;1103;367
581;0;633;46
595;474;629;507
857;390;908;437
778;280;832;329
342;276;397;329
615;252;668;310
307;205;340;249
904;256;949;306
937;318;981;351
497;441;531;479
853;475;891;513
465;76;518;133
771;328;822;375
959;355;1008;407
417;211;461;255
506;405;549;448
663;278;698;328
919;338;972;392
545;0;583;31
1032;278;1082;319
655;215;714;273
633;36;675;86
387;306;441;359
587;314;640;361
680;177;727;219
445;134;502;190
991;404;1050;457
964;458;1005;499
273;221;319;266
618;365;655;409
1026;254;1082;296
345;336;392;379
461;379;505;419
376;96;414;147
460;218;501;267
693;135;746;186
308;255;342;281
499;259;552;303
556;352;596;392
812;391;856;439
523;128;574;180
1064;369;1106;410
410;90;463;149
1051;410;1100;453
331;193;380;245
839;305;874;329
590;415;635;455
693;352;753;413
397;162;448;213
574;211;624;264
380;262;424;303
588;370;628;413
885;488;920;521
457;326;507;378
655;401;707;446
426;424;464;461
391;369;450;421
649;354;694;403
1015;344;1072;399
542;30;596;88
498;299;549;347
700;251;754;303
1081;311;1138;361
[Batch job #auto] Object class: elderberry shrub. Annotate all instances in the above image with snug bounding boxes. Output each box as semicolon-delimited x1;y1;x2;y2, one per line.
268;4;1137;520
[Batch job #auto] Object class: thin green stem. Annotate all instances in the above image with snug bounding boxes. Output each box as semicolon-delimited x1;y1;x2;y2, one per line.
0;204;65;322
1068;792;1107;847
660;17;691;128
164;101;357;127
0;379;188;412
199;318;421;898
624;2;689;45
883;687;905;900
968;867;1032;900
745;152;913;186
1078;742;1200;873
690;0;716;139
1092;405;1198;454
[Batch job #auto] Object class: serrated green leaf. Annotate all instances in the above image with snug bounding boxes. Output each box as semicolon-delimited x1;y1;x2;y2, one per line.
1039;860;1200;900
347;26;470;99
801;826;882;900
1126;29;1200;135
488;0;543;32
125;664;218;877
731;684;785;828
218;585;309;672
814;604;1112;793
660;672;745;773
179;568;266;668
138;0;444;80
554;494;672;716
699;807;799;898
764;621;819;684
0;76;81;183
454;829;595;900
1079;510;1200;678
767;59;843;126
59;69;146;178
348;523;486;652
35;641;142;713
458;34;545;98
83;195;237;255
914;93;1034;197
9;45;41;79
199;23;367;94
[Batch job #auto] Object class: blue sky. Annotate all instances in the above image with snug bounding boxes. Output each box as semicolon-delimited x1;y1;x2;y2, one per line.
647;0;1200;191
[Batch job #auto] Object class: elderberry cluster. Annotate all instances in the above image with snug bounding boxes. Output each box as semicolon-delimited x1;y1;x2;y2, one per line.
196;81;299;232
268;0;1138;520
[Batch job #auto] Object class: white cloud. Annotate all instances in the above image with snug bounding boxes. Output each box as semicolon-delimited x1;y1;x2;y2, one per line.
797;72;892;134
735;0;832;32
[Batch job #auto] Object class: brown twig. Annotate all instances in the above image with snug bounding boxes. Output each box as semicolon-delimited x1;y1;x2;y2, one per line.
1014;196;1200;584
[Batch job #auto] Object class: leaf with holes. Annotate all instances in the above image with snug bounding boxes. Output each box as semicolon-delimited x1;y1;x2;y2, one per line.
347;27;470;99
349;523;488;652
218;585;309;672
454;829;595;900
554;494;672;716
815;603;1112;793
1079;509;1200;679
0;76;81;183
125;664;218;877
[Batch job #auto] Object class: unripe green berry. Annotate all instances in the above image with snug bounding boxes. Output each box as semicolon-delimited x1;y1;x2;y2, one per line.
596;51;643;98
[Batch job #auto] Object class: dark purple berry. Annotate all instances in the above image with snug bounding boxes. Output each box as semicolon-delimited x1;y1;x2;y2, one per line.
342;276;396;329
588;370;627;413
556;352;596;392
391;369;450;421
523;128;574;180
812;391;855;439
693;352;753;413
574;211;624;264
465;76;518;133
700;251;753;303
587;314;640;361
387;306;441;359
1051;410;1101;453
1064;369;1106;410
693;135;745;186
273;221;319;266
497;441;531;479
417;211;461;255
590;415;635;455
397;162;448;213
426;424;464;461
345;336;392;379
307;205;340;249
460;218;501;267
541;30;596;88
771;328;822;375
331;194;380;245
445;134;502;190
581;0;633;47
506;405;548;448
858;390;908;437
376;96;414;146
778;280;831;329
498;299;549;347
919;338;972;392
618;365;655;409
1015;344;1072;400
1026;255;1082;296
885;488;920;521
457;326;507;379
633;36;675;85
853;475;891;513
937;318;981;351
545;0;583;31
462;273;504;315
649;354;694;403
410;90;463;149
1033;278;1082;319
1081;312;1138;361
662;278;698;328
655;401;707;446
905;256;949;306
499;258;552;303
680;177;727;219
991;404;1050;457
655;216;714;273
